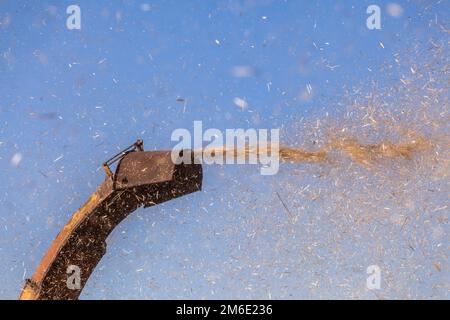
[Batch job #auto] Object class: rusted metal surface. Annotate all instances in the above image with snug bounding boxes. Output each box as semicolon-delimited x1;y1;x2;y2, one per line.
19;147;202;300
114;151;177;190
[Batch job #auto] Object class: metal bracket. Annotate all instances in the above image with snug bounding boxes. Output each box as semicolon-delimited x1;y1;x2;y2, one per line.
102;139;144;178
20;142;202;300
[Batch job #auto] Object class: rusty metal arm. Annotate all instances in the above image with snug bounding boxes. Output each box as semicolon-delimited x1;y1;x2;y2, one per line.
19;142;202;300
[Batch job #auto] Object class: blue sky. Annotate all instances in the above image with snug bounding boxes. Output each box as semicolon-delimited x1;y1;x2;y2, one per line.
0;0;448;299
